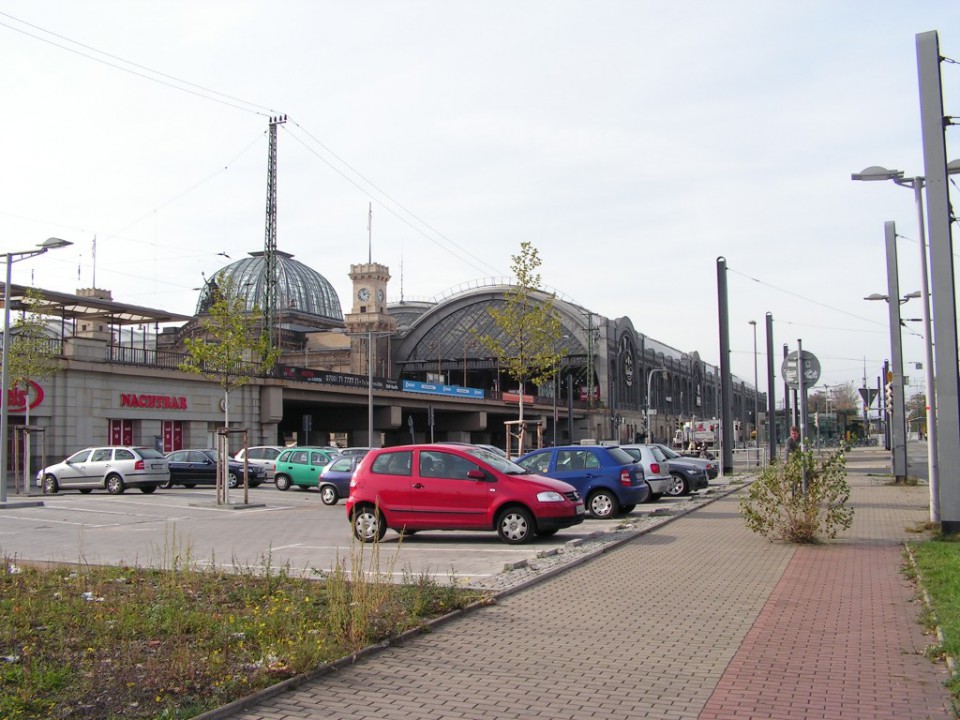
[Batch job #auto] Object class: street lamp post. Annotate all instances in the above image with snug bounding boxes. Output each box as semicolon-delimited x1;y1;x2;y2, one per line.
1;237;73;504
851;161;960;520
646;367;666;444
749;320;759;466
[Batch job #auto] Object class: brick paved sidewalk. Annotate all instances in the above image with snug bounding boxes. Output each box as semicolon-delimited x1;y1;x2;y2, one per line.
210;448;956;720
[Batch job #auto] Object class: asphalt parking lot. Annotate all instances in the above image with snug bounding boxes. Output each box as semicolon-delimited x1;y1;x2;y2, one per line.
0;481;727;587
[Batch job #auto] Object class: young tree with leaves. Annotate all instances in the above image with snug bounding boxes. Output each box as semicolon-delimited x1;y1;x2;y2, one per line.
476;242;564;448
179;276;280;503
7;288;61;488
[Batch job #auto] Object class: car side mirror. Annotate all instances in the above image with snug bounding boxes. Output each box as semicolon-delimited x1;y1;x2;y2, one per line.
466;469;489;481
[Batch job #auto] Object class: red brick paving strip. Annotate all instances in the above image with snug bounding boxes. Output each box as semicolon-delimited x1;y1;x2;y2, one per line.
699;541;955;719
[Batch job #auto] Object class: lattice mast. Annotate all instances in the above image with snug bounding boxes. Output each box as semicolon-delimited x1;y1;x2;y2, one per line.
263;115;287;348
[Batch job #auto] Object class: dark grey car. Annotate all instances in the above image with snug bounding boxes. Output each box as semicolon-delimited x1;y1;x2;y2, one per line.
647;443;712;496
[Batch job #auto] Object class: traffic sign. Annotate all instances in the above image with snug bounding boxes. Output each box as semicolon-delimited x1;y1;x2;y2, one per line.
780;350;821;389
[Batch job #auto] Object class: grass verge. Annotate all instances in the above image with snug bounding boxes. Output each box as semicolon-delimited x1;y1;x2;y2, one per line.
907;534;960;702
0;543;489;719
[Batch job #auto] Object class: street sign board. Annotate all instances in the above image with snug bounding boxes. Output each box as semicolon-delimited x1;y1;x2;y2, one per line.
780;350;821;389
858;387;879;407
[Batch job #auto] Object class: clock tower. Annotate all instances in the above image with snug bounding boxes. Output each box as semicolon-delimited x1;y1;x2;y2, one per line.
344;262;396;375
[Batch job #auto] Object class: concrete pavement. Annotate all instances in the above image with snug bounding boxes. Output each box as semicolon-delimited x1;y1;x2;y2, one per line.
208;446;956;720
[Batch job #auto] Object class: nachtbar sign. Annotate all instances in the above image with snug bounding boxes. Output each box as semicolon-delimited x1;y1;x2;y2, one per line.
119;393;189;410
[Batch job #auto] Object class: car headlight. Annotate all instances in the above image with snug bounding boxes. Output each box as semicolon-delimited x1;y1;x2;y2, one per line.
537;491;566;503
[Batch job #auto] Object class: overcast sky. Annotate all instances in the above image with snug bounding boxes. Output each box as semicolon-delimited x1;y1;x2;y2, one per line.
1;1;959;400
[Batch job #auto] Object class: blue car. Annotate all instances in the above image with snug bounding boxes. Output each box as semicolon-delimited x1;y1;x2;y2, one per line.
515;445;649;518
317;454;364;505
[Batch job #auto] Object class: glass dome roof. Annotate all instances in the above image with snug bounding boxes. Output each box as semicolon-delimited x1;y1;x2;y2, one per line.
196;251;343;321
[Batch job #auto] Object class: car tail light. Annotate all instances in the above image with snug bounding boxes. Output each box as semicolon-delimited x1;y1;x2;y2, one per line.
134;460;145;470
650;462;661;474
619;469;631;486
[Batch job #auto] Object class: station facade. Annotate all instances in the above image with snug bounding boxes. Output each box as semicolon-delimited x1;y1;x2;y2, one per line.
3;250;764;471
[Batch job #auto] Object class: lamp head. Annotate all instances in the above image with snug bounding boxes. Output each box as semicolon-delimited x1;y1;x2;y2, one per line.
39;237;72;251
851;166;904;182
903;290;922;300
863;293;889;301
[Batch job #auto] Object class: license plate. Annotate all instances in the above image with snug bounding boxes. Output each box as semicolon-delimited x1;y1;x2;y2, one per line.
151;463;164;469
575;504;585;515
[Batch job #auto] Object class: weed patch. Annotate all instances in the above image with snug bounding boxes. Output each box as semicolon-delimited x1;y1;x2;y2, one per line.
0;543;487;719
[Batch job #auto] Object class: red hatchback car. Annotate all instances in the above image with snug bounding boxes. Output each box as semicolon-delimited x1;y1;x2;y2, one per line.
346;444;585;544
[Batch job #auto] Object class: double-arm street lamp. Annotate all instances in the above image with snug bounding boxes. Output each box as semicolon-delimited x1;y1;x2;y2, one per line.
1;237;73;504
851;161;960;521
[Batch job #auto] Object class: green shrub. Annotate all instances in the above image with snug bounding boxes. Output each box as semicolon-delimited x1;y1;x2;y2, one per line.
739;449;853;543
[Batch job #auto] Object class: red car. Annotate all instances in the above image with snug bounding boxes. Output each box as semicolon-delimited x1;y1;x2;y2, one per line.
346;444;585;544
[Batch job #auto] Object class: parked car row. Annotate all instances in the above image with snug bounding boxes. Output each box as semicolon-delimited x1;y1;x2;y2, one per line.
36;443;714;551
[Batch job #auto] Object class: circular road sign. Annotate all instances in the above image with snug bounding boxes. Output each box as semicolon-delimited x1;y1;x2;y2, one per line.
781;350;821;390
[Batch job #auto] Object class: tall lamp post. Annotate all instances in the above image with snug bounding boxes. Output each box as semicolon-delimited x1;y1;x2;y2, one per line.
646;367;666;444
851;161;960;520
1;237;73;504
865;286;919;484
748;320;759;465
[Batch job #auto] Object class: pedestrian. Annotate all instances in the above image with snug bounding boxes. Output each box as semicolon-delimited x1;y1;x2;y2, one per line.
785;426;801;458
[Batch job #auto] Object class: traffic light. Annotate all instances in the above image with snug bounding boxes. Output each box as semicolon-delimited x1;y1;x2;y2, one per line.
885;382;894;414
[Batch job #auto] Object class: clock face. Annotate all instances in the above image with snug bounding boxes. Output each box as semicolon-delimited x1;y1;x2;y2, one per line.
377;288;384;302
358;288;370;302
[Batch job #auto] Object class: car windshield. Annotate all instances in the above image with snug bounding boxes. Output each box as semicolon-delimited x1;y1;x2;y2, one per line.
657;445;681;459
463;446;527;473
619;447;642;462
605;447;636;465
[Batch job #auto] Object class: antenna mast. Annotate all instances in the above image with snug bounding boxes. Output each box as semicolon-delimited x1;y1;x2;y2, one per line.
367;202;373;263
264;115;287;348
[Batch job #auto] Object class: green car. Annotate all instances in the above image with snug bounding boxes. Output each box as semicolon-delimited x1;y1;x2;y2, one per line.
273;447;339;491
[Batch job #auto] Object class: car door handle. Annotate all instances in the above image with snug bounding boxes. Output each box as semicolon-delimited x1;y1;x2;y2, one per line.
412;483;424;489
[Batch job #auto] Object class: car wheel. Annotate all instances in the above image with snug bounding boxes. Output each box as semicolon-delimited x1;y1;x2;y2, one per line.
352;505;386;543
275;474;292;491
161;479;175;489
42;475;59;494
497;506;535;544
666;472;689;497
319;485;338;506
587;490;619;518
620;504;637;514
227;471;240;489
106;474;126;495
140;486;157;494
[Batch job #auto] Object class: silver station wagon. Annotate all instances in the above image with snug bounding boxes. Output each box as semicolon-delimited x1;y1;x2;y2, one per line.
38;446;171;495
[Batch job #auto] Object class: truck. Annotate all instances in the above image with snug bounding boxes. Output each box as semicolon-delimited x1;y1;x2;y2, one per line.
673;419;719;449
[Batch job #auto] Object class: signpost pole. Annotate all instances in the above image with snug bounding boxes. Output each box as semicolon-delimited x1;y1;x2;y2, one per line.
781;345;820;496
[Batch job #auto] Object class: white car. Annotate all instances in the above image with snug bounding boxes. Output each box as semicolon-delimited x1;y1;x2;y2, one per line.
616;444;675;501
232;445;285;481
38;446;170;495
